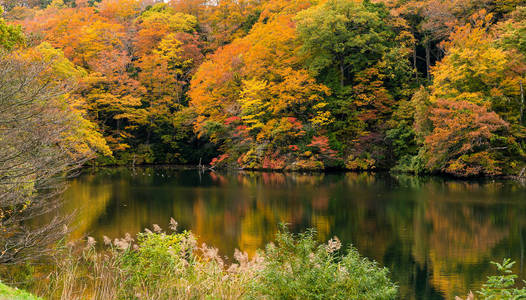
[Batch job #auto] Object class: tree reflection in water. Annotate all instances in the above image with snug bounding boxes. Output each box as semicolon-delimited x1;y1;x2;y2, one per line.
57;167;526;300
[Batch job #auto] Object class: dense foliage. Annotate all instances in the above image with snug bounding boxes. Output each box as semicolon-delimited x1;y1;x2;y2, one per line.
2;0;525;176
38;224;396;299
248;227;397;299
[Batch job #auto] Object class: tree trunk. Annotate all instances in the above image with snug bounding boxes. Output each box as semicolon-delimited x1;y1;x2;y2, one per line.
413;45;418;82
340;59;345;89
520;79;524;125
146;126;152;145
425;40;431;82
520;228;524;274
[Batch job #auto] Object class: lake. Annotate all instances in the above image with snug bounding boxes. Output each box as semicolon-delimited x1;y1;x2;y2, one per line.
61;167;526;299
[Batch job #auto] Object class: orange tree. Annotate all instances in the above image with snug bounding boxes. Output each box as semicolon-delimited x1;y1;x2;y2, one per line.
420;12;525;176
189;0;337;170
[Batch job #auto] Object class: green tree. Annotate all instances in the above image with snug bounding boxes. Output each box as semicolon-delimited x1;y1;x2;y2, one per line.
0;7;24;50
295;0;415;170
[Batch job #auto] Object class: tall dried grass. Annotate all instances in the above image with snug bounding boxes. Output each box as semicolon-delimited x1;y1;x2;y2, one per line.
38;221;396;300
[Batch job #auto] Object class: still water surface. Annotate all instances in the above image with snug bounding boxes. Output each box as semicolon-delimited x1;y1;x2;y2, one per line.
62;167;526;299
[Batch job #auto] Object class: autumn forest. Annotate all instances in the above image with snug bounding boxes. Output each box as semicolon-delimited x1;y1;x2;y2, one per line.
1;0;526;298
1;0;525;178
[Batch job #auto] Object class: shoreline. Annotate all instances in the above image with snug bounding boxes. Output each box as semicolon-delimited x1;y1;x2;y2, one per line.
83;163;526;181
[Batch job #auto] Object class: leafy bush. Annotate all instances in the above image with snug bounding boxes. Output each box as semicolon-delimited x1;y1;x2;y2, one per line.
248;227;397;300
457;259;526;300
117;230;194;298
44;222;397;299
478;259;526;299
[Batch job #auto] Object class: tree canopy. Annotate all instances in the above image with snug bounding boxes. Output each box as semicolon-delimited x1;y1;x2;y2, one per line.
1;0;524;177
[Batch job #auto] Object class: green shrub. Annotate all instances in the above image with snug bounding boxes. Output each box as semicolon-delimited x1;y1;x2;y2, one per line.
44;222;397;299
118;230;194;298
477;259;526;299
248;226;397;300
457;259;526;300
95;223;257;299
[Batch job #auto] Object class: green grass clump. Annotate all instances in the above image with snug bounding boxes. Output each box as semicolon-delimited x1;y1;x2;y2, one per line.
0;282;41;300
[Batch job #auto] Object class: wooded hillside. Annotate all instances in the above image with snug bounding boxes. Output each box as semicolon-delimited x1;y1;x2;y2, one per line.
2;0;525;177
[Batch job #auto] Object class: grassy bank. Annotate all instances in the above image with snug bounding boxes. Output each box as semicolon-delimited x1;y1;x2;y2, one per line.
22;223;397;299
2;222;526;299
0;282;41;300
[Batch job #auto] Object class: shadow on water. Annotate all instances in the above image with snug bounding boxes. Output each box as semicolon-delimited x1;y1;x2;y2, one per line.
54;167;526;299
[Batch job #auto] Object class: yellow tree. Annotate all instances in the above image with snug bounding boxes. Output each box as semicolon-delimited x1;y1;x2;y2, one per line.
21;5;144;153
133;5;204;162
28;42;112;158
190;1;335;170
422;11;525;176
134;3;197;56
205;0;265;48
